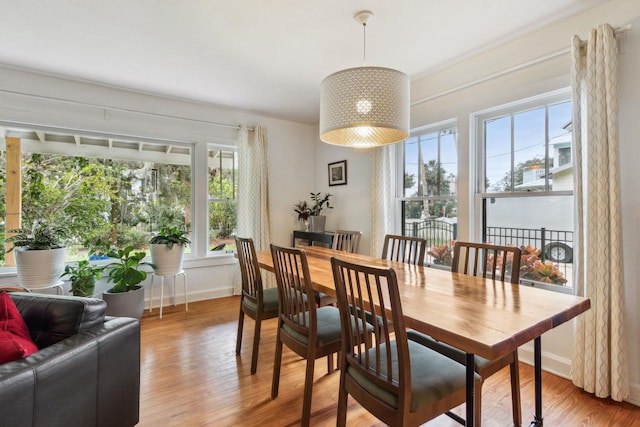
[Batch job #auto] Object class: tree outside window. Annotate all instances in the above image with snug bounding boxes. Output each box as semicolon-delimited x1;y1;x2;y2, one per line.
1;130;191;266
401;124;458;264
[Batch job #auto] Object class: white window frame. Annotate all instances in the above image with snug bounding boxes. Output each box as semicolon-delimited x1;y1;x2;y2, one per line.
470;88;574;294
206;145;238;256
396;119;458;240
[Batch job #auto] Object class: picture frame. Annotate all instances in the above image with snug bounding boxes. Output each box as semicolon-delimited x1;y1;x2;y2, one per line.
328;160;347;186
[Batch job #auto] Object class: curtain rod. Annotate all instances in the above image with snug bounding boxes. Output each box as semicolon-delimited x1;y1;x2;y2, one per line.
0;88;254;131
411;23;632;107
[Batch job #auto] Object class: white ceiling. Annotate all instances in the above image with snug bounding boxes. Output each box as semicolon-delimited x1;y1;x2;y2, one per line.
0;0;607;125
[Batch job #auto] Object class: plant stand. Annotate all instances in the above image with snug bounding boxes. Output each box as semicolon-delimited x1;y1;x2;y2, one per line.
148;270;188;319
27;280;64;295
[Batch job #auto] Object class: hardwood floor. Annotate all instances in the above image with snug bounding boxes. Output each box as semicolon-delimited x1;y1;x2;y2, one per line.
138;297;639;427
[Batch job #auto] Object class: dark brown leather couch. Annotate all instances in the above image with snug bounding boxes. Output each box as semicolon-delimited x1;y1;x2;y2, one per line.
0;292;140;427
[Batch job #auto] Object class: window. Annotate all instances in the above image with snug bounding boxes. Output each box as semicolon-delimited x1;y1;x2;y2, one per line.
400;122;458;265
475;89;574;292
1;128;192;266
207;147;237;252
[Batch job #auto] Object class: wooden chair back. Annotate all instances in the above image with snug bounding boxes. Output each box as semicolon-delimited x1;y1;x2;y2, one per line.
451;241;522;284
235;237;265;305
331;256;408;405
331;230;362;253
269;244;317;340
235;237;279;374
381;234;427;265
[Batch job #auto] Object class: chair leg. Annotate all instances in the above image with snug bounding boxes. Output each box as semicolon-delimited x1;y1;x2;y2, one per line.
301;356;316;427
271;333;283;399
251;316;262;375
510;355;522;426
474;381;484;427
236;307;245;355
327;353;334;373
337;370;348;427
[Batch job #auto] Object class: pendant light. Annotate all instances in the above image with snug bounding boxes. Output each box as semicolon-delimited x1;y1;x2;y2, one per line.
319;11;410;148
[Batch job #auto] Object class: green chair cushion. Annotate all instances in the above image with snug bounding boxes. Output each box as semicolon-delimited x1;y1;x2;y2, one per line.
282;306;373;347
242;287;279;313
346;339;479;412
406;329;492;371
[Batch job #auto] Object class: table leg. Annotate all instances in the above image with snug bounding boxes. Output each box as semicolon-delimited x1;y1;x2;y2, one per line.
529;337;544;427
466;352;475;427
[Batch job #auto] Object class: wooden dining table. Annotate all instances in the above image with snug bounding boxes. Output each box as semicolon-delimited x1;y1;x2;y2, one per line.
255;246;591;427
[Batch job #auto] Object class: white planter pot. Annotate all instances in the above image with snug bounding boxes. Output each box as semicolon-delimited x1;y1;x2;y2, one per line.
14;247;66;289
103;285;145;319
150;244;185;275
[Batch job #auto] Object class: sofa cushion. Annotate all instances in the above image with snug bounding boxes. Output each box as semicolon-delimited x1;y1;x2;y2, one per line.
0;292;38;364
10;292;107;348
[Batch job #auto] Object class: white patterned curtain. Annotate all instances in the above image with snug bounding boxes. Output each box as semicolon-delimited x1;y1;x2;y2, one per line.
570;24;628;401
235;125;271;294
369;145;395;257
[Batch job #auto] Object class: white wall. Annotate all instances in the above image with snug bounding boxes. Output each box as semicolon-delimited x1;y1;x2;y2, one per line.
312;137;373;253
316;0;640;404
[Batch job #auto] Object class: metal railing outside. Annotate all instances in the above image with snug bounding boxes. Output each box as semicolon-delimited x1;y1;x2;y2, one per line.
403;221;574;288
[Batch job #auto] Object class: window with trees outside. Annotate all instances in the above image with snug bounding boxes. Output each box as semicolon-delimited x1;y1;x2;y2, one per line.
475;89;574;293
0;128;193;267
400;122;458;266
208;147;237;252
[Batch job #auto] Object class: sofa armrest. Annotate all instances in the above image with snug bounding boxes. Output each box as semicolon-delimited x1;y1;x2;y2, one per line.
0;316;140;427
10;292;107;348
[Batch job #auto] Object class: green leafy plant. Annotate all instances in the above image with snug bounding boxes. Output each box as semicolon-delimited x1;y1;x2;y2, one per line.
293;201;311;221
149;226;191;249
309;192;333;216
5;221;68;252
61;260;106;297
106;246;155;293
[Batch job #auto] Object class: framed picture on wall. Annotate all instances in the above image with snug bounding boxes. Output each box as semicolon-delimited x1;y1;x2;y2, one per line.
328;160;347;186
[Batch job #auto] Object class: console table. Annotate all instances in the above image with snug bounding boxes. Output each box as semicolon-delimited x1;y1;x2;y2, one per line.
291;230;334;248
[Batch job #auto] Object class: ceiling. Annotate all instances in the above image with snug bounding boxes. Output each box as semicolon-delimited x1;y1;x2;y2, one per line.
0;0;607;125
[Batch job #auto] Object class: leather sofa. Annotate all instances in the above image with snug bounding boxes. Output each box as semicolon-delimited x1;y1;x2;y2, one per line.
0;292;140;427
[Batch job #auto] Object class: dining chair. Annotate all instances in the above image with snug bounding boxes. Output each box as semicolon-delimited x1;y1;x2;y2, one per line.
381;234;427;265
375;234;427;340
331;256;478;426
269;244;344;427
311;229;363;307
331;230;362;253
408;240;523;426
235;237;279;375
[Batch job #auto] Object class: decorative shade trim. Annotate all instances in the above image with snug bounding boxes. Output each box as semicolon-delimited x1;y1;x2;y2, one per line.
320;66;410;147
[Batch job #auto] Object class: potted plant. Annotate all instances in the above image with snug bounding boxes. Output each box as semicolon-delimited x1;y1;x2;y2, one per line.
5;221;68;289
427;241;455;268
60;260;106;297
149;225;191;275
519;245;568;285
308;192;333;232
102;246;155;318
293;201;311;231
